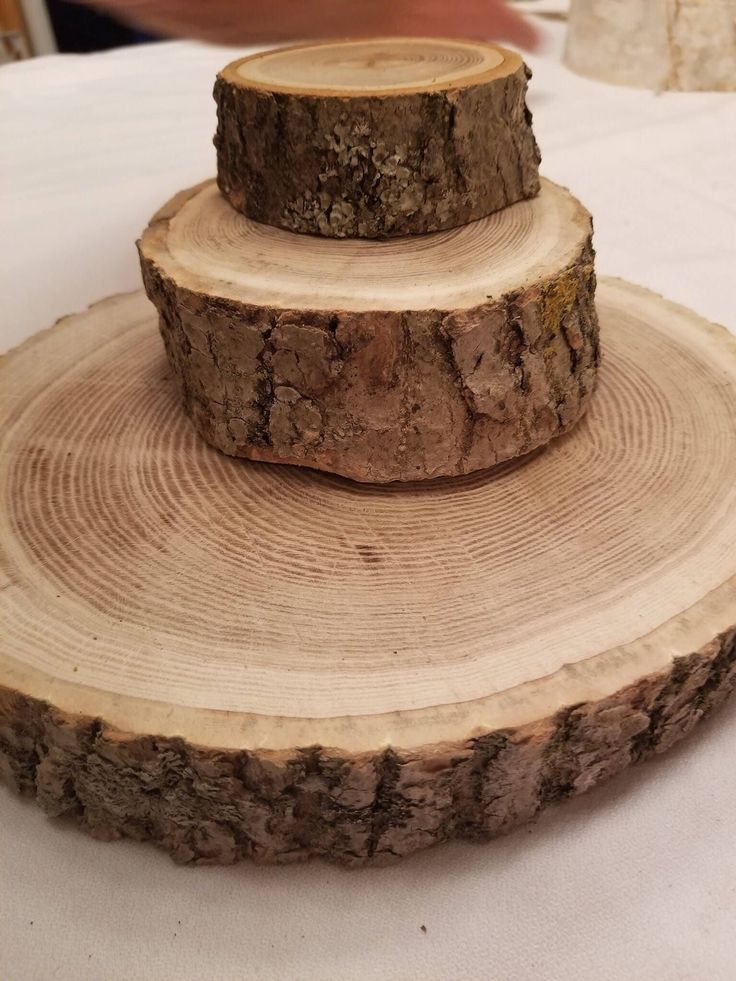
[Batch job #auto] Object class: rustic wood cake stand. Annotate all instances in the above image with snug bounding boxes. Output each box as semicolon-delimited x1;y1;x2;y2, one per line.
1;278;734;865
139;178;598;483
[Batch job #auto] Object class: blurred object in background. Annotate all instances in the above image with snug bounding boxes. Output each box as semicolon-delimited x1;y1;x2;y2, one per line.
0;0;157;61
4;0;541;56
1;0;56;59
47;0;157;51
565;0;736;91
510;0;569;20
4;0;542;62
45;0;540;49
1;0;33;59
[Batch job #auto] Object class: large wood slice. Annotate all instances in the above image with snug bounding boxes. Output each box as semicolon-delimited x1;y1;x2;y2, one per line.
565;0;736;91
1;279;735;866
214;38;541;237
138;178;598;483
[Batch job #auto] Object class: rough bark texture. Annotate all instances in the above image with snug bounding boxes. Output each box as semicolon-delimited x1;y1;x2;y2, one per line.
214;60;541;237
138;241;599;484
1;627;733;867
2;281;735;867
565;0;736;92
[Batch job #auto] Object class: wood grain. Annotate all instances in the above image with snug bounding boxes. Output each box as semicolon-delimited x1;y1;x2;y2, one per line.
1;278;735;865
214;37;541;237
138;178;599;482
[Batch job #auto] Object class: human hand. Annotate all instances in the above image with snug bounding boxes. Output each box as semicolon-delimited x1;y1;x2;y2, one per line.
77;0;540;50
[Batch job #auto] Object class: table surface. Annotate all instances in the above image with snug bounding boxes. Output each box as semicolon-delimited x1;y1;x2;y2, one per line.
1;21;735;981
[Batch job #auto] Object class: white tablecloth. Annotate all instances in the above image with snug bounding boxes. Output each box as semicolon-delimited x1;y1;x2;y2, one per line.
1;22;735;981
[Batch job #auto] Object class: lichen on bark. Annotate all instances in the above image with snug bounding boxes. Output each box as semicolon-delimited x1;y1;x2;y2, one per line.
214;61;541;238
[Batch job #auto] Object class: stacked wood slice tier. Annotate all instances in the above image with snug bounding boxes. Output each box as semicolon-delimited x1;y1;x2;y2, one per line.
1;280;735;865
138;178;599;483
214;38;541;238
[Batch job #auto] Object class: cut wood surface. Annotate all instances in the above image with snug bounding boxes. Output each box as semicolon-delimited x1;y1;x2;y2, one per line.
214;37;541;237
1;278;735;865
565;0;736;91
138;178;598;483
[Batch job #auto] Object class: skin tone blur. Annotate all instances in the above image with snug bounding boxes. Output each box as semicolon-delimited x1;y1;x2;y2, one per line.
75;0;540;48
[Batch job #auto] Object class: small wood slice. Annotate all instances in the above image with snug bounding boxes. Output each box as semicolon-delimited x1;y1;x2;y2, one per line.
214;37;541;237
138;178;598;483
1;278;735;866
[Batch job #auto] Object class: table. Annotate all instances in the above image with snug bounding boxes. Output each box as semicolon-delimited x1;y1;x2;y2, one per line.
1;21;735;981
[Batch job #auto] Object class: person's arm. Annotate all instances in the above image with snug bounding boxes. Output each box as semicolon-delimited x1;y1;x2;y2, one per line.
74;0;540;48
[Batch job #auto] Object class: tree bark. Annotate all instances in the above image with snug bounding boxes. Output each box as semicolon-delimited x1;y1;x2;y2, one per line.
1;280;735;866
214;39;541;237
1;629;734;865
138;179;598;483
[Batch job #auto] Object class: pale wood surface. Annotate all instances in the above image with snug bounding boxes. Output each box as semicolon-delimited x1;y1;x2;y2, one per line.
215;38;540;237
565;0;736;92
139;178;599;482
143;178;589;313
227;37;514;95
1;277;734;863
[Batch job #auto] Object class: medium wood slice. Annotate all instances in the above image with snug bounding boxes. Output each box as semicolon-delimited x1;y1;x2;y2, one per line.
565;0;736;91
214;37;541;237
1;279;735;866
138;178;598;483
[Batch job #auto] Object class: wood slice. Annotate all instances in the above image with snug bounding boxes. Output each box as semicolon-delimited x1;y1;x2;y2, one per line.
214;37;541;237
138;178;598;483
565;0;736;91
1;278;735;866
